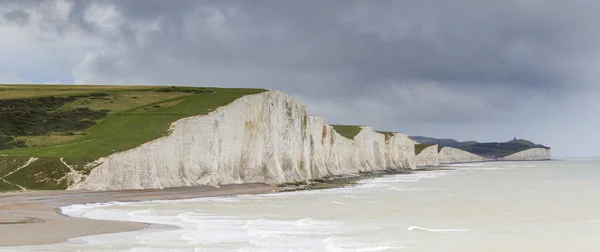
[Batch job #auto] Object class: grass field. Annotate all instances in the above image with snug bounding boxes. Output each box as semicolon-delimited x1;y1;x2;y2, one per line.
331;125;363;140
0;84;162;100
0;84;266;191
0;85;266;158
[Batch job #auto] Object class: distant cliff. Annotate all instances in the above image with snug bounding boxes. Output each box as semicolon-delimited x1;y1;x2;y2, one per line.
412;144;550;167
409;136;549;158
500;148;551;161
438;147;487;164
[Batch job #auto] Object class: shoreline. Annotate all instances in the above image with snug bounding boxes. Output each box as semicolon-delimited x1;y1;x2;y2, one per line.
0;169;424;247
0;162;545;248
0;183;277;247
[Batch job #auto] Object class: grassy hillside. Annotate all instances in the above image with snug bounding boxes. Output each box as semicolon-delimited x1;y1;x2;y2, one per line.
0;84;266;191
458;140;549;158
410;136;464;147
331;125;363;140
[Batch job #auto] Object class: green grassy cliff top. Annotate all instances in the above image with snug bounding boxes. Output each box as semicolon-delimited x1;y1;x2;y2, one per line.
0;85;266;158
415;143;436;155
331;125;363;140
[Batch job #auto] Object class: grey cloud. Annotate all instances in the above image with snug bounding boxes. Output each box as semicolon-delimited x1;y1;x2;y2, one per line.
2;9;29;25
75;1;597;86
63;0;599;127
2;0;600;156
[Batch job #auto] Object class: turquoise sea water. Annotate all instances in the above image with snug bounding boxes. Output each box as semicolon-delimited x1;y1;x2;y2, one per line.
4;159;600;251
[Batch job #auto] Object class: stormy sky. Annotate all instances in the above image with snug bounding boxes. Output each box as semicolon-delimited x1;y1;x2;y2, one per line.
1;0;598;157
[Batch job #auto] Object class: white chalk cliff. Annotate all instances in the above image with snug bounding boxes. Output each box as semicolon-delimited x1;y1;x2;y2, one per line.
70;91;416;191
500;148;551;161
414;145;440;167
66;90;552;191
438;147;487;164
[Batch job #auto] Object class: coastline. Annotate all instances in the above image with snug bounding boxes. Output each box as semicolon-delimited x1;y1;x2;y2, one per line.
0;183;277;247
0;169;424;247
0;160;548;248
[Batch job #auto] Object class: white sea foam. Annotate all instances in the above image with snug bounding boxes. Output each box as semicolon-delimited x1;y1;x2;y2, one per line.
459;167;502;171
444;162;486;167
358;171;452;185
391;187;448;191
355;171;453;192
563;158;599;162
407;226;470;233
150;196;242;203
60;201;124;218
324;237;400;252
356;183;390;189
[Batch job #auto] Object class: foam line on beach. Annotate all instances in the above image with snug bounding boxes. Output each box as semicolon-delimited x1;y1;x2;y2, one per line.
407;226;470;233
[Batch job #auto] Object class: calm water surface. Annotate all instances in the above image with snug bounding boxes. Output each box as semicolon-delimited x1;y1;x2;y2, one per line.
5;159;600;251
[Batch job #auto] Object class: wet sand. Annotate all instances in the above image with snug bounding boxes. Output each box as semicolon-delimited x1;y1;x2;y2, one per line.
0;184;277;247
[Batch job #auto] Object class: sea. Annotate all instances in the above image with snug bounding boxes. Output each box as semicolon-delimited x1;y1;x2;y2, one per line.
5;159;600;252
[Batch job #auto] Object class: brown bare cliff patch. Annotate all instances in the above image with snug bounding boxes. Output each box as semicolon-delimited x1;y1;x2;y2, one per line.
322;125;327;145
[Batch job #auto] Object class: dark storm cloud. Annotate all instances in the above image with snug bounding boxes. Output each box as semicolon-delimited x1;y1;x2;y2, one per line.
2;0;599;128
78;1;596;85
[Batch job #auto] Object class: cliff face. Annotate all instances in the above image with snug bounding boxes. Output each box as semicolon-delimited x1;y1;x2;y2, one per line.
70;91;416;191
65;90;551;191
415;144;440;167
384;133;416;170
500;148;551;161
438;147;487;164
